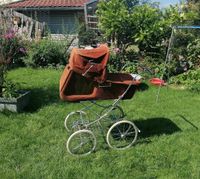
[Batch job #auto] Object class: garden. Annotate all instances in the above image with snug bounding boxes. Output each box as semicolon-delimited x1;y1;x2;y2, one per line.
0;0;200;178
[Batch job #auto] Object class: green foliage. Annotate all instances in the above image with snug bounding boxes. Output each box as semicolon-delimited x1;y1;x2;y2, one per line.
170;69;200;92
97;0;131;48
0;29;27;97
78;25;98;46
94;0;200;82
23;39;67;67
131;4;165;52
172;30;195;55
0;31;27;67
169;33;200;75
79;30;97;46
187;39;200;68
107;46;139;73
97;0;200;61
97;1;169;58
183;1;200;24
98;1;164;50
107;48;124;72
130;56;164;78
2;80;20;98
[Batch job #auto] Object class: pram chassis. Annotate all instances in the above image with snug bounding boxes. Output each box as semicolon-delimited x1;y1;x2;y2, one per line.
65;78;140;156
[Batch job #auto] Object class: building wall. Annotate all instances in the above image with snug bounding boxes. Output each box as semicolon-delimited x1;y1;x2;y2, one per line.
19;10;84;34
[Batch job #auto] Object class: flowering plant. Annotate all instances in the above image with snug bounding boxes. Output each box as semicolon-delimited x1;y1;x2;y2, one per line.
0;29;26;97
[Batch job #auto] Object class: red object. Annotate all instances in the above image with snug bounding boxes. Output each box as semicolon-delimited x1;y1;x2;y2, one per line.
149;78;165;86
8;0;89;8
68;44;109;83
60;44;141;102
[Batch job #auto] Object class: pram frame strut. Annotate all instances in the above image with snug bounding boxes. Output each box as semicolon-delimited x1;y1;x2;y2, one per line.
65;77;140;156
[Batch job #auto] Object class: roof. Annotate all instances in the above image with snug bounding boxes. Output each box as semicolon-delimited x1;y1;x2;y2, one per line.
8;0;90;9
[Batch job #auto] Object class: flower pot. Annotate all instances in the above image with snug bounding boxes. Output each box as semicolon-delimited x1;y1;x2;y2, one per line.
0;91;30;112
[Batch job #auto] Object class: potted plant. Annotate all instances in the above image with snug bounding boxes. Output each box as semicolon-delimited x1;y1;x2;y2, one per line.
0;8;30;112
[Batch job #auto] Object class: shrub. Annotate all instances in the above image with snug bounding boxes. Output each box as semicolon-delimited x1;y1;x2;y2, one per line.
0;30;27;67
106;47;134;72
0;28;27;97
187;39;200;68
78;28;98;46
170;69;200;93
107;48;125;72
136;58;164;79
107;47;161;78
2;79;20;98
23;39;68;67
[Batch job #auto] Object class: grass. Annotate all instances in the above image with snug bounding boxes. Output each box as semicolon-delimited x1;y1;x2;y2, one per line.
0;68;200;179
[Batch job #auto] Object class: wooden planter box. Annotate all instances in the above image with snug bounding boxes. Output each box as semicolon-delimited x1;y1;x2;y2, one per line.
0;91;30;112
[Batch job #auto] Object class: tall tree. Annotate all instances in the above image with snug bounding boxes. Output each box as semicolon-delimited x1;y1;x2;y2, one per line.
97;0;131;48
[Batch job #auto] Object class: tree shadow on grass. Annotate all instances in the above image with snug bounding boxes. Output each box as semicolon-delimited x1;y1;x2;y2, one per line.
24;85;61;112
134;117;181;140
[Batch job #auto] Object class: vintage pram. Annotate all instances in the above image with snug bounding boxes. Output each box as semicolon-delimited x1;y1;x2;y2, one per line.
60;44;142;156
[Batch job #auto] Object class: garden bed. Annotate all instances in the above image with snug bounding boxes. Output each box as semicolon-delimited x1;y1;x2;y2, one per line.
0;90;30;112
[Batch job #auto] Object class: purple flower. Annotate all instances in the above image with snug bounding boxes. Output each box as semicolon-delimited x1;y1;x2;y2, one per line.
4;33;15;39
114;48;120;53
4;30;16;39
19;47;26;54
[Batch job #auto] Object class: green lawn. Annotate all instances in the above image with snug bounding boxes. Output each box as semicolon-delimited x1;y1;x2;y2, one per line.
0;68;200;179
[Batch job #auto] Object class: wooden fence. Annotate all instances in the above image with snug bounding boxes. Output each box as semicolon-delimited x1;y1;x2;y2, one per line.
0;8;45;40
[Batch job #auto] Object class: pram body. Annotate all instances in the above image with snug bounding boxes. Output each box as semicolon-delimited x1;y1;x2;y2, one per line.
60;44;141;156
59;44;140;102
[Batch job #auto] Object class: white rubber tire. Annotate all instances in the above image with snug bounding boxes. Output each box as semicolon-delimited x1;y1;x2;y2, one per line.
106;120;138;150
66;129;96;156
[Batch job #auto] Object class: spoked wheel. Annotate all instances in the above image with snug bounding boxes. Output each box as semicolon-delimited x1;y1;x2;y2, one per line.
100;105;124;121
106;120;138;150
64;111;88;132
66;129;96;156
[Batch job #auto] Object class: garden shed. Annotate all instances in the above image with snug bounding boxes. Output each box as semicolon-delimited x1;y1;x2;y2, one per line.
8;0;98;34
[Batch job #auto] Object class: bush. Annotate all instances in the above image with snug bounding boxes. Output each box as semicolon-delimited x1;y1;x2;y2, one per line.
78;29;98;46
107;48;124;72
122;55;165;79
170;69;200;93
107;44;141;73
0;30;27;67
23;39;68;67
2;79;20;98
0;29;27;97
187;39;200;68
107;47;163;78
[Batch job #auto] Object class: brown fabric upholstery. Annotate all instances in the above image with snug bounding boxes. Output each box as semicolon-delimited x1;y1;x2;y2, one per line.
60;70;140;102
68;44;109;83
59;45;141;102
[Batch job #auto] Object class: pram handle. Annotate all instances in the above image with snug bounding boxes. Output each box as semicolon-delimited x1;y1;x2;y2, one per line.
82;64;94;76
81;62;106;83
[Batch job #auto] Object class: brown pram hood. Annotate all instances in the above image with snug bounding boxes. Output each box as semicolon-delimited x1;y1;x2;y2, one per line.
68;44;109;83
